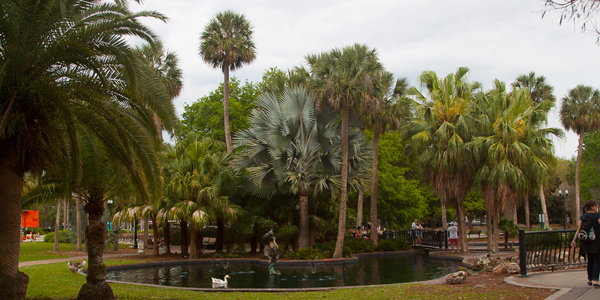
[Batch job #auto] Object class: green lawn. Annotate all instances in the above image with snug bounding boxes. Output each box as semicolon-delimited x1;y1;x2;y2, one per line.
19;242;129;262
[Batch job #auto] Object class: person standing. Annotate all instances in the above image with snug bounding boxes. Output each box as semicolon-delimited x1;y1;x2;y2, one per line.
571;200;600;288
411;219;418;246
448;222;459;252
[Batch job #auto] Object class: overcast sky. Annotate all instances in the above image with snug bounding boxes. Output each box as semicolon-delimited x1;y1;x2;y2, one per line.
131;0;600;159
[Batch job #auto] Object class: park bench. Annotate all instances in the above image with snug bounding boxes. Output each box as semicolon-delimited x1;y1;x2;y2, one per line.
202;236;216;252
468;229;482;238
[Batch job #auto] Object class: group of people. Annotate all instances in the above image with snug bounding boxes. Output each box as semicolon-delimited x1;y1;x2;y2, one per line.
573;200;600;289
411;219;460;252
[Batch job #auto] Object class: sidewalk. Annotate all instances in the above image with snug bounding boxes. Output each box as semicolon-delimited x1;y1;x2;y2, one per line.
506;269;600;300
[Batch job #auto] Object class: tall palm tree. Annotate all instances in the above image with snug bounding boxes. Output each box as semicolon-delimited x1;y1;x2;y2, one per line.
402;67;480;253
199;10;256;154
469;81;562;252
304;44;383;258
234;87;372;249
0;1;170;297
362;73;411;244
560;85;600;222
512;72;556;229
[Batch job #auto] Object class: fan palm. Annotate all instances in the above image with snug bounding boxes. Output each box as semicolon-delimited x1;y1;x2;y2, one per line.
303;44;382;258
0;1;171;297
469;80;562;252
560;84;600;222
199;10;256;154
512;72;556;229
402;67;480;253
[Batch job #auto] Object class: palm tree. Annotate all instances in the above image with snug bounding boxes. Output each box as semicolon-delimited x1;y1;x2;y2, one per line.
303;44;383;258
560;85;600;222
362;73;411;244
199;10;256;154
470;80;562;252
402;67;480;253
0;1;170;297
512;72;556;230
235;87;372;249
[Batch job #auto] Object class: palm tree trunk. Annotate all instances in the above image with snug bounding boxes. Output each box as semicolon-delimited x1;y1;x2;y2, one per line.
356;190;363;229
456;199;469;253
440;195;448;230
370;127;381;245
143;216;149;250
298;191;310;249
64;198;69;231
333;103;350;259
493;208;500;253
575;134;583;223
189;224;197;259
539;183;550;229
78;198;114;300
524;194;530;230
163;222;171;254
76;196;83;251
54;199;62;251
216;217;225;252
0;152;29;298
152;216;159;256
180;220;188;257
223;66;233;155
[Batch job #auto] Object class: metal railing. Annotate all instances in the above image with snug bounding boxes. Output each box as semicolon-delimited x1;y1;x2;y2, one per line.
518;229;586;277
382;229;447;249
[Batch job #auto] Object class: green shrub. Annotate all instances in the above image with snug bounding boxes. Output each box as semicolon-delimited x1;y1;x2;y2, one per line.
43;231;71;243
285;247;326;260
344;237;375;254
376;237;411;252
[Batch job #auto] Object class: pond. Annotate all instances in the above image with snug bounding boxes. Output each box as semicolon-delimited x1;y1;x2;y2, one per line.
106;252;461;289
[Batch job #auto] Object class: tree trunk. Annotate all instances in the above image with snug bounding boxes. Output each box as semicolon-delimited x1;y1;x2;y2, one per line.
493;208;500;253
64;198;69;231
456;199;469;253
524;194;530;230
152;216;159;256
163;222;171;254
180;221;188;257
356;190;363;229
370;127;381;245
54;199;62;251
539;183;550;229
189;224;197;259
76;196;83;251
0;152;29;299
78;198;114;300
142;216;149;249
486;204;494;253
575;134;583;223
298;191;310;248
440;195;448;230
216;217;225;252
333;103;350;259
223;66;233;155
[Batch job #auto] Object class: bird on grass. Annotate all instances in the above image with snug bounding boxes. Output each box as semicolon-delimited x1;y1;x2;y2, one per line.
67;259;87;275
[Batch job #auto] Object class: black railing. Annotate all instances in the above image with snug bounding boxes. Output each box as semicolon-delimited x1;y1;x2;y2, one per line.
518;229;586;277
382;229;447;249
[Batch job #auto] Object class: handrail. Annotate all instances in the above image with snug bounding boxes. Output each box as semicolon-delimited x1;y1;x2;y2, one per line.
382;229;447;249
518;229;586;277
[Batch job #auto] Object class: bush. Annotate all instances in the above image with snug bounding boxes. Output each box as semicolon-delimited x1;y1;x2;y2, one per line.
344;237;375;254
43;231;71;243
285;247;326;260
376;238;411;252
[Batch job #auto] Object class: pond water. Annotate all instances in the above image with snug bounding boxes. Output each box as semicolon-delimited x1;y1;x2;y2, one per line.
106;252;461;289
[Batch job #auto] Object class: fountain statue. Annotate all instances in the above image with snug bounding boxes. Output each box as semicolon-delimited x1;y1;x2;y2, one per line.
263;229;281;275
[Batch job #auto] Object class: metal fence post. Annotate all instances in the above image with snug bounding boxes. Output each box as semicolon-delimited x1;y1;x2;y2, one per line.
518;229;528;277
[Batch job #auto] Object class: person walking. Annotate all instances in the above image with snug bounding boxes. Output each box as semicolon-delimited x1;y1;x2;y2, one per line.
448;222;459;252
571;200;600;288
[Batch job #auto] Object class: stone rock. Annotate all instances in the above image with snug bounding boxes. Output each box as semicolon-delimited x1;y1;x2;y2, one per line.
446;271;467;285
492;262;520;274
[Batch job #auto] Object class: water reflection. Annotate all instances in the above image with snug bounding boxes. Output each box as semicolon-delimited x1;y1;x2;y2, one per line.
106;252;460;289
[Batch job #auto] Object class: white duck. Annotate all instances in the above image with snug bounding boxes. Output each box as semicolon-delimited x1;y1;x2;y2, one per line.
67;262;79;275
211;275;230;288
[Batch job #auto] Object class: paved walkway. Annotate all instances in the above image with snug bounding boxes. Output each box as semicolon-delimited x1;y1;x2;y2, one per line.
506;269;600;300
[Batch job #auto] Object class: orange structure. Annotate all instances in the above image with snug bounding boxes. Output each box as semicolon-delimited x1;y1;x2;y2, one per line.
21;210;39;228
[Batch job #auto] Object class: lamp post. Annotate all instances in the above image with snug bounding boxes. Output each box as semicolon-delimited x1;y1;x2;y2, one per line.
559;190;569;229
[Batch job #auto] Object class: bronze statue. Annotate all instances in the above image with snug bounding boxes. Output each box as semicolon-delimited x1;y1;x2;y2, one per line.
263;229;280;275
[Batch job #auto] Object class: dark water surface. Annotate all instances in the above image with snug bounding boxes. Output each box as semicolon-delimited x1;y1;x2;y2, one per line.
106;252;461;289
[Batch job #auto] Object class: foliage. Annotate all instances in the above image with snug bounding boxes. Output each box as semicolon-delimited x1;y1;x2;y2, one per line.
43;231;72;244
581;130;600;201
180;78;259;141
284;247;327;260
463;189;486;224
543;1;600;42
376;238;412;252
343;237;376;254
498;217;519;238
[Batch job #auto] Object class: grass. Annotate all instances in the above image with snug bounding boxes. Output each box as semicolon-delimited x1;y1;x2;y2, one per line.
19;242;130;262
